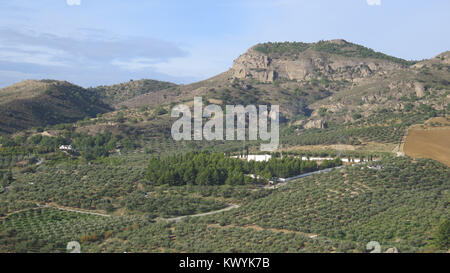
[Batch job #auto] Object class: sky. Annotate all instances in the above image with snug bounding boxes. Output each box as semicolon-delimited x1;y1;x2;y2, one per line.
0;0;449;88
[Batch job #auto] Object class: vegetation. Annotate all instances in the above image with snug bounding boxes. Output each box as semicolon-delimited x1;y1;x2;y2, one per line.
434;219;450;250
0;40;447;253
194;157;449;252
254;42;310;55
91;79;177;106
81;220;356;253
0;80;111;134
0;208;147;253
121;191;227;217
254;40;417;65
145;152;342;186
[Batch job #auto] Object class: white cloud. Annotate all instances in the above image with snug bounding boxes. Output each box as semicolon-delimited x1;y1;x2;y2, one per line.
0;45;69;67
0;28;187;66
366;0;381;6
66;0;81;6
111;58;158;71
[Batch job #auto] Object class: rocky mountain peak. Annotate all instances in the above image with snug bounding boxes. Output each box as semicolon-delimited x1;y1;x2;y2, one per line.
328;39;349;45
231;40;404;83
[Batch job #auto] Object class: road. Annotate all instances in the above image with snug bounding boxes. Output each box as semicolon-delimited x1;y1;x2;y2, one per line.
40;205;111;217
1;164;358;223
264;165;346;189
162;166;347;221
161;166;348;222
0;204;111;221
162;204;240;223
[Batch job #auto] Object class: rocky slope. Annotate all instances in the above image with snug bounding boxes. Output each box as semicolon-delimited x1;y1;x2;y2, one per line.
1;40;448;134
232;40;407;84
306;50;449;125
119;39;448;130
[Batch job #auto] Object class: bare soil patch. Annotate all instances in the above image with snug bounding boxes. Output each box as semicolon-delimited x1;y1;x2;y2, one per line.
404;127;450;166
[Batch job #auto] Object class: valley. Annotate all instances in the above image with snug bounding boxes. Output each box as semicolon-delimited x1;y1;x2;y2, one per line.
0;40;448;253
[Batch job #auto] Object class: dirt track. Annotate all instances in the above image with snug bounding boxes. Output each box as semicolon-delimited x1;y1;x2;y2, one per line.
163;204;240;223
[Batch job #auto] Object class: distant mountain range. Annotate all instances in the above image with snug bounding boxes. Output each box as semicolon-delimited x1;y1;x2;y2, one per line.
0;39;448;135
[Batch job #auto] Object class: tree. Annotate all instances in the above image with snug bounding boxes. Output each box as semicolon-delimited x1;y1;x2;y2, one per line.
435;219;450;249
152;105;168;117
183;164;196;185
1;169;13;186
115;112;125;123
319;107;327;117
195;169;209;185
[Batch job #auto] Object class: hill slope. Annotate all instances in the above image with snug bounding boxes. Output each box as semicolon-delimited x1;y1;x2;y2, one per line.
0;80;111;134
120;40;446;123
115;40;448;148
90;79;177;107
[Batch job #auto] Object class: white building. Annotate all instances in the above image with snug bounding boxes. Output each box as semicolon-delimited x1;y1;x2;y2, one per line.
59;145;73;151
246;174;264;180
300;156;334;161
247;154;272;162
231;154;272;162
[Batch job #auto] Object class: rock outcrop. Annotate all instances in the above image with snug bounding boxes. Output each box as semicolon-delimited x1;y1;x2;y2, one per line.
231;41;403;83
414;82;426;98
304;119;326;129
232;50;277;83
384;247;399;253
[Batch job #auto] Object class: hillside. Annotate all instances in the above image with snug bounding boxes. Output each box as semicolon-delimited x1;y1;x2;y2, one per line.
1;156;447;253
0;78;178;134
100;40;448;160
200;157;449;252
120;40;448;123
19;40;444;166
0;40;448;253
0;80;112;134
90;79;177;107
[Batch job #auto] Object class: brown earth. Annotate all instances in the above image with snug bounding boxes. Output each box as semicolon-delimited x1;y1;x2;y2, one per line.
404;127;450;166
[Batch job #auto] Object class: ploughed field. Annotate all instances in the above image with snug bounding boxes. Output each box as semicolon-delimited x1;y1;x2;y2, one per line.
404;118;450;166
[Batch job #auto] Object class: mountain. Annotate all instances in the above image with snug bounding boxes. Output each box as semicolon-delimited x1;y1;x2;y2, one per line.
1;40;448;155
0;78;180;134
0;80;112;134
97;39;448;165
90;79;177;107
0;40;448;254
120;40;448;124
232;39;412;83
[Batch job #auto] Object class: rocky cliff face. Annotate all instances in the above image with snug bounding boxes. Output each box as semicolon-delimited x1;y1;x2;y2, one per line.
231;40;403;83
232;50;277;83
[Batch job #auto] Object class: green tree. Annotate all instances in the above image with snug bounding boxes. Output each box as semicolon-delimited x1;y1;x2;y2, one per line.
435;219;450;249
319;107;327;117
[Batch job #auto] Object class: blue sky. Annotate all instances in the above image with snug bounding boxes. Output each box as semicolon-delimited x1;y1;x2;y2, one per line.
0;0;449;88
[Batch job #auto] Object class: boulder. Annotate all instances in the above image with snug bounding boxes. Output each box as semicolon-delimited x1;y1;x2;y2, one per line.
384;247;399;253
304;119;326;129
414;82;426;98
